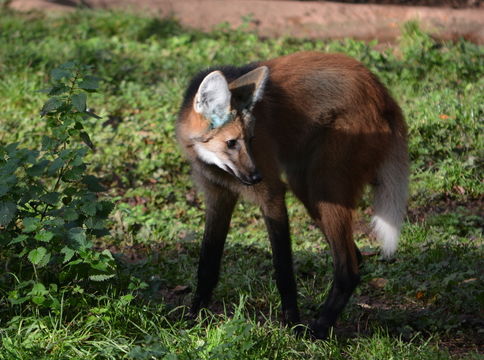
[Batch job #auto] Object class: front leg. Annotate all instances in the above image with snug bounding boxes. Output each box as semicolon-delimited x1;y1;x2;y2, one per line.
191;183;238;316
261;196;300;326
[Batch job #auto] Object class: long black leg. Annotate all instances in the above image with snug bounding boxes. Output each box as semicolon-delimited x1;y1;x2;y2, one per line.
190;185;238;315
262;198;300;325
310;203;360;339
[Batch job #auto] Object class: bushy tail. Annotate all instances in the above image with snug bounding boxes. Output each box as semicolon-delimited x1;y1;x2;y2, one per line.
372;139;409;258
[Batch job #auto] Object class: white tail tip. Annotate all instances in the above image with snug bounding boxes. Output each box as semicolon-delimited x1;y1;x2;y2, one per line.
371;139;408;259
372;215;400;258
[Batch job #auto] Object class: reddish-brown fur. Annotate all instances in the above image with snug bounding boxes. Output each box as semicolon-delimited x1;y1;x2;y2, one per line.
177;51;408;338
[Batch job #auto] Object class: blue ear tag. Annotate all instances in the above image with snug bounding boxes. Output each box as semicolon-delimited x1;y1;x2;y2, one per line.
209;111;236;129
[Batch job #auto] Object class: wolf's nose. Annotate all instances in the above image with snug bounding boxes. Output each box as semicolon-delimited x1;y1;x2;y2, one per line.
249;171;262;184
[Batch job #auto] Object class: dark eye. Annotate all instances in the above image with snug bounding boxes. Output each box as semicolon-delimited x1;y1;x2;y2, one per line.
226;139;237;149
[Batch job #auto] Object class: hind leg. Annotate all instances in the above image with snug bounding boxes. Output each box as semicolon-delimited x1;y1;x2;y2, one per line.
311;202;360;339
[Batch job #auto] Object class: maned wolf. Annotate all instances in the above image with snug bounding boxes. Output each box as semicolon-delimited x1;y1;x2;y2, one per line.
176;51;408;338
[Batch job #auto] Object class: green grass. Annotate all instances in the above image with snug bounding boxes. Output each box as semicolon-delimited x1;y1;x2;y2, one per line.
0;9;483;359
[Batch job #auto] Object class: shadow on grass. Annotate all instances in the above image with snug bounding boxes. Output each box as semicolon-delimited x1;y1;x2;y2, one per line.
114;235;483;353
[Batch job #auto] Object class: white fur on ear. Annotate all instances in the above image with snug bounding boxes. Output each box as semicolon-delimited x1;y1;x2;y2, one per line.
251;66;269;107
194;71;232;128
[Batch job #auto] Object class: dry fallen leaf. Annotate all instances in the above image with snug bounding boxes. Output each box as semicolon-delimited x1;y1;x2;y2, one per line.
173;285;191;294
416;291;425;299
369;278;388;288
361;250;379;257
453;185;466;195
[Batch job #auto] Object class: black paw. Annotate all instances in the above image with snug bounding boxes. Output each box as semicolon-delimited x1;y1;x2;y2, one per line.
309;319;331;340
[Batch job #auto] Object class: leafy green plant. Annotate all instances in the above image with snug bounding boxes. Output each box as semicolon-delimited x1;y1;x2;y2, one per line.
0;62;115;311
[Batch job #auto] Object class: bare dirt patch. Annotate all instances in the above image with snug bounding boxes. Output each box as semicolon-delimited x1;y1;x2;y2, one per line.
9;0;484;44
326;0;480;8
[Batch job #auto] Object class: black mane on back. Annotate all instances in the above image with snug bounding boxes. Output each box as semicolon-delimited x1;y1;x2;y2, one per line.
180;62;260;112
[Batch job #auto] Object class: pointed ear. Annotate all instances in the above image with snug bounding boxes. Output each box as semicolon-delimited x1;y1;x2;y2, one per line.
194;71;232;129
229;66;269;111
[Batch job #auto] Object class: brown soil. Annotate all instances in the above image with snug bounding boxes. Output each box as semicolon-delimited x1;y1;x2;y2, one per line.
322;0;481;8
9;0;484;44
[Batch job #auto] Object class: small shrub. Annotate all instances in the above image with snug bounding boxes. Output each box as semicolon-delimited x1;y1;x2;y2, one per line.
0;62;115;312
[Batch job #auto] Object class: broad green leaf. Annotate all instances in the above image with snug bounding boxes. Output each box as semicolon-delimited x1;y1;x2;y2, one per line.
5;143;18;153
72;148;88;165
8;290;29;305
71;155;86;171
41;136;58;151
101;249;115;261
63;166;85;181
63;207;79;221
66;259;83;266
9;234;28;245
52;126;69;142
17;247;28;258
79;76;100;90
0;175;17;188
81;202;97;216
89;274;115;282
97;201;115;217
119;294;134;305
60;246;76;263
28;247;48;265
64;187;78;196
41;97;63;116
59;61;76;70
51;68;72;80
59;148;74;161
30;282;48;295
68;227;88;249
72;92;87;112
0;160;20;177
45;217;64;227
0;201;16;226
26;159;50;177
40;192;60;205
85;217;105;230
32;296;46;305
9;297;29;305
22;185;43;201
21;149;39;164
0;184;11;197
48;157;64;175
67;128;80;138
82;175;106;192
23;217;40;233
48;84;69;95
80;131;95;150
36;252;51;268
90;260;109;272
35;231;54;243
